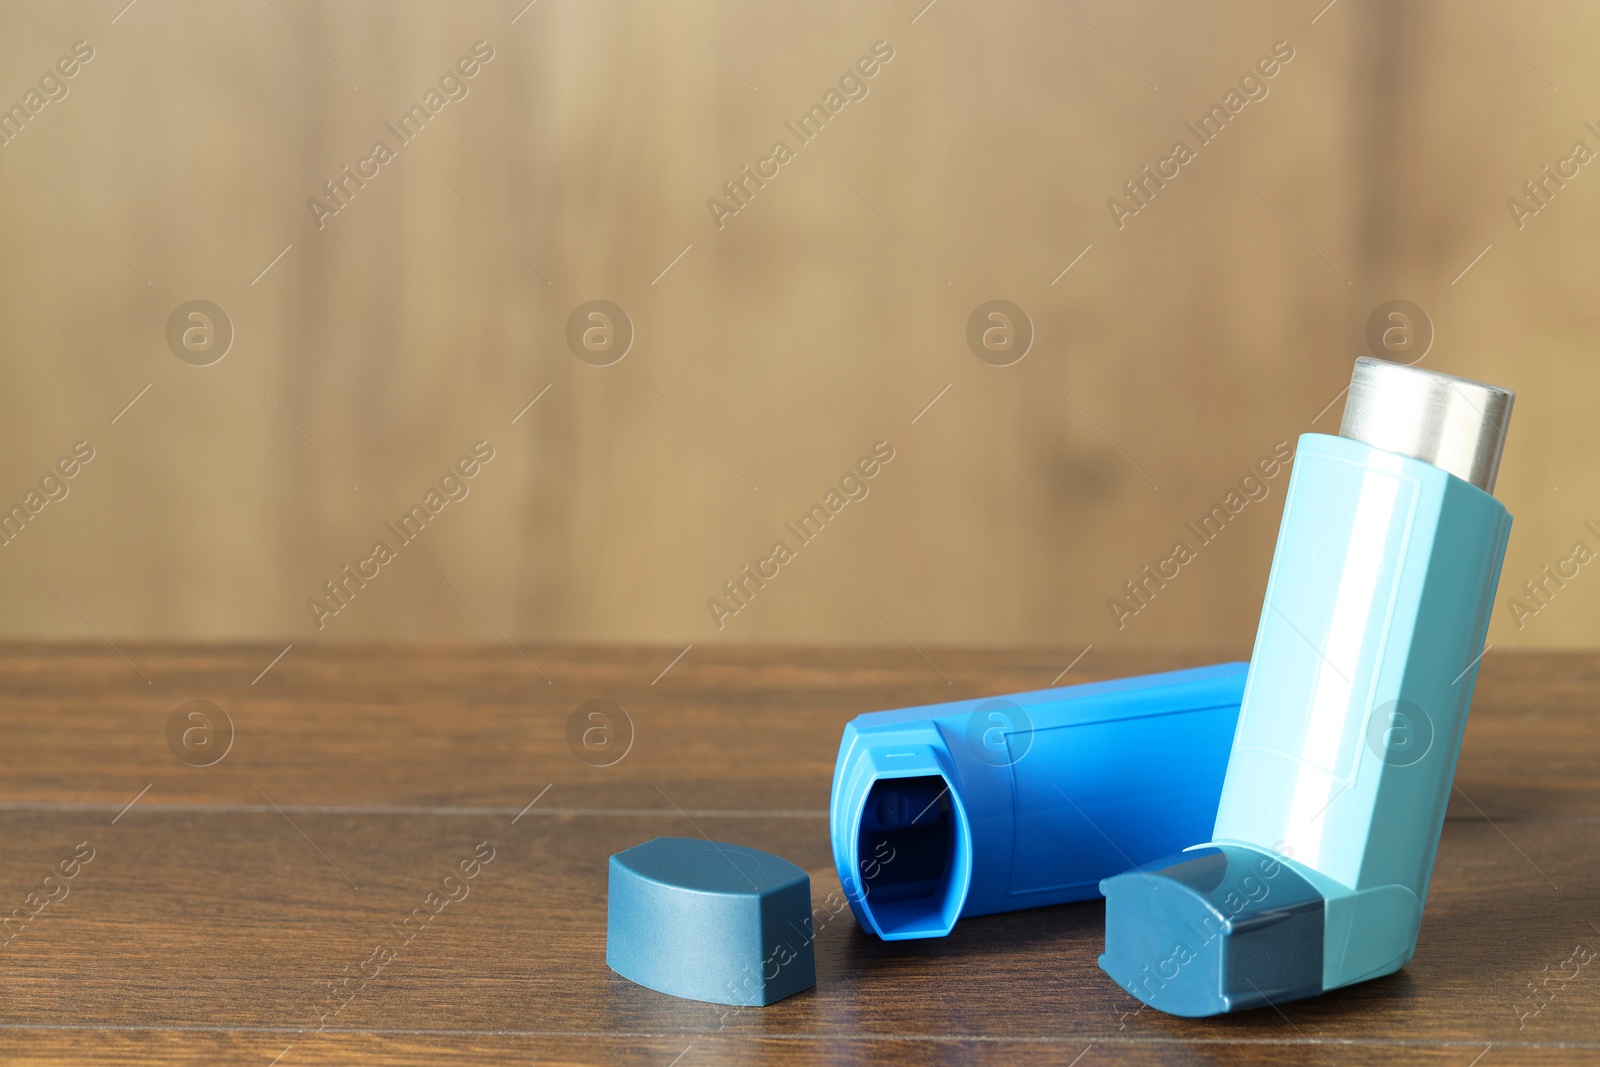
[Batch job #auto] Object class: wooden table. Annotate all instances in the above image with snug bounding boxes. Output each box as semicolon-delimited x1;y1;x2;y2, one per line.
1;645;1595;1065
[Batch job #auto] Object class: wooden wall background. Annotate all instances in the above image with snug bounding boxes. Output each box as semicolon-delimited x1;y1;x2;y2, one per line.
0;0;1595;651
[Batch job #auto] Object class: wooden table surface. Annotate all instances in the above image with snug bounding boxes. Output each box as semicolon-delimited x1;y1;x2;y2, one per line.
1;644;1596;1066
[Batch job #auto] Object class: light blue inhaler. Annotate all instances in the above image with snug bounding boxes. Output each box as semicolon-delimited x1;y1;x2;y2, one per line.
1100;357;1515;1015
830;662;1247;940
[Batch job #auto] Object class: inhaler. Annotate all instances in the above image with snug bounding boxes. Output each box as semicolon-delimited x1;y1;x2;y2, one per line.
1100;357;1514;1015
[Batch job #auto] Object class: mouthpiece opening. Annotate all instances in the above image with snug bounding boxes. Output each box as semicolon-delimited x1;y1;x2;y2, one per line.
854;774;969;939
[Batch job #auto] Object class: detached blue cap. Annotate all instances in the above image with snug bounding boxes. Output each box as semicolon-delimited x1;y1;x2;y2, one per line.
606;837;816;1006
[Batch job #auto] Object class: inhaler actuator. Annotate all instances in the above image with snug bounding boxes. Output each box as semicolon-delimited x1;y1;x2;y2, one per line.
1100;357;1515;1015
830;663;1246;940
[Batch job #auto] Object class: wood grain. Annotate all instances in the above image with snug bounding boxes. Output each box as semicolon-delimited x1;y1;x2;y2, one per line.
0;644;1596;1065
1;0;1596;651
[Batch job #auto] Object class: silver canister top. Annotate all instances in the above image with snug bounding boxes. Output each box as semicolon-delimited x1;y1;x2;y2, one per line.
1338;356;1515;494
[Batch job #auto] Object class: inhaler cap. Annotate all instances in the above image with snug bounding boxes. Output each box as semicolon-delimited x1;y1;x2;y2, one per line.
1339;356;1514;494
606;837;817;1006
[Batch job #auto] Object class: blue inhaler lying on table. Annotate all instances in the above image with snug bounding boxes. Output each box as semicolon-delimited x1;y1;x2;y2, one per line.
829;662;1246;940
1100;357;1515;1015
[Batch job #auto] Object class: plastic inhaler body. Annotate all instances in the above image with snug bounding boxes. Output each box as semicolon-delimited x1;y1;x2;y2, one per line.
829;663;1247;941
1100;358;1514;1016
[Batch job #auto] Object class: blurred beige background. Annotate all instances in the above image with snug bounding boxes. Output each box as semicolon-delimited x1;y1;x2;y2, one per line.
0;0;1594;653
